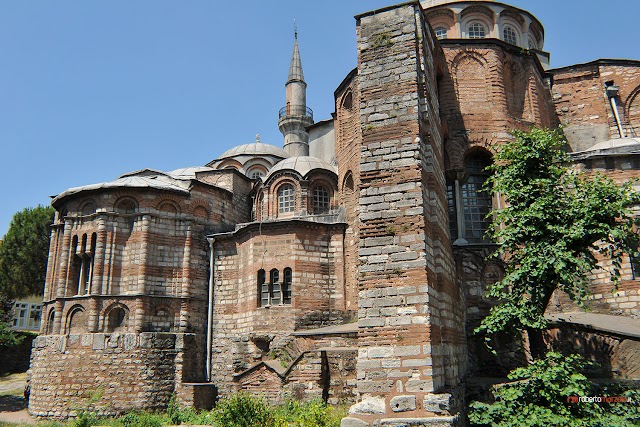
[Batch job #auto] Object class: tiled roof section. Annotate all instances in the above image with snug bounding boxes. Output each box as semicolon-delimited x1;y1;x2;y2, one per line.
571;137;640;160
265;156;337;180
52;174;190;204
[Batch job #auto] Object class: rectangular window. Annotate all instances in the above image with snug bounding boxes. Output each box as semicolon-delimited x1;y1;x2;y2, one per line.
632;253;640;280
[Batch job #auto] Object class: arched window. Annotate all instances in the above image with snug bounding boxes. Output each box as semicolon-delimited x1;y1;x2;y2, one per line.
115;198;137;214
254;193;265;221
342;91;353;110
72;233;96;296
502;26;517;45
258;268;291;307
69;235;80;296
343;172;355;193
105;307;127;332
283;268;292;305
67;306;86;334
447;150;493;245
278;184;295;214
46;309;55;335
158;201;179;214
528;37;537;50
462;151;493;243
270;269;281;305
313;186;330;214
150;308;173;332
258;269;268;307
434;27;448;39
80;201;96;216
468;22;486;39
250;170;264;179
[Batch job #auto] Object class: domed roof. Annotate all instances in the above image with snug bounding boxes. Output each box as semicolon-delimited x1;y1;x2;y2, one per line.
218;135;289;160
266;156;337;180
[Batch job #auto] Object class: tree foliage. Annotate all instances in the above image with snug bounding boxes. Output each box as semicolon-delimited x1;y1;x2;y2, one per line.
0;205;55;300
477;128;640;339
470;352;640;427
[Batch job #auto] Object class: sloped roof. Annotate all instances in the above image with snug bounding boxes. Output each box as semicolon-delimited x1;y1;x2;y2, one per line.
52;174;190;205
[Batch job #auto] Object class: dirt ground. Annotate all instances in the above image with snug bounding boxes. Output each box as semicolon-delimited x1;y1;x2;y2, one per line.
0;373;35;425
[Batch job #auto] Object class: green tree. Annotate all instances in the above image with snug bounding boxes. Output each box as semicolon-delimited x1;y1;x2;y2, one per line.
0;205;55;300
477;127;640;343
469;128;640;426
0;205;54;347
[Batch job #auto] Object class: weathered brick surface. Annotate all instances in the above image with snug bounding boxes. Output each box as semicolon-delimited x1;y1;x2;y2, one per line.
210;223;349;394
28;332;197;418
352;4;464;424
550;61;640;151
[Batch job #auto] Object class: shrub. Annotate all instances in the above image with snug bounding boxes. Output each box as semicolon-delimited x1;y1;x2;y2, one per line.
469;352;640;427
212;393;275;427
119;411;166;427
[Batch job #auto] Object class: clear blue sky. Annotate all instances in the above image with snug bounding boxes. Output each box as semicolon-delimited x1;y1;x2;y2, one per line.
1;0;639;237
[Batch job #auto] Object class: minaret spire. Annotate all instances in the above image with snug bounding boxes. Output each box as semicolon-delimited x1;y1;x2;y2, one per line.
287;25;304;84
279;25;313;157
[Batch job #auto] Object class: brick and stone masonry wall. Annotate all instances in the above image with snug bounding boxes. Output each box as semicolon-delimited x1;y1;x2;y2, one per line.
439;40;557;172
28;332;195;418
32;170;250;417
335;72;362;317
345;4;465;425
550;61;640;151
210;222;348;394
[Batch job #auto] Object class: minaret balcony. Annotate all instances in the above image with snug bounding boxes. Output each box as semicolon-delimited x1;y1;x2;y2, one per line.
278;105;313;121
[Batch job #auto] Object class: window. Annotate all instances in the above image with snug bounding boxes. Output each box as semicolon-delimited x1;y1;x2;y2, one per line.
278;184;295;213
106;307;127;332
250;170;264;179
81;201;96;216
447;151;493;244
150;308;173;332
343;172;355;193
258;269;268;307
254;193;265;221
502;26;517;45
631;250;640;280
313;186;330;214
67;307;86;334
283;268;292;305
446;180;458;239
71;233;96;296
468;23;486;39
528;38;537;50
115;198;137;214
270;269;281;305
342;91;353;110
258;268;292;307
462;152;493;243
434;27;448;39
46;310;55;334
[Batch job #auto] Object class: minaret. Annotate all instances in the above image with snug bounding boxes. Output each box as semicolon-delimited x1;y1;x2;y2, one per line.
278;27;314;156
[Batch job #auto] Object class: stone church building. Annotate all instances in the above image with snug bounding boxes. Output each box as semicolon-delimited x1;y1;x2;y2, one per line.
28;0;640;425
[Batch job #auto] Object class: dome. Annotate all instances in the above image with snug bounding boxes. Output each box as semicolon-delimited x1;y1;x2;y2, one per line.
218;135;289;160
265;156;337;180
